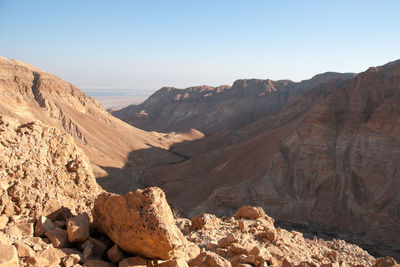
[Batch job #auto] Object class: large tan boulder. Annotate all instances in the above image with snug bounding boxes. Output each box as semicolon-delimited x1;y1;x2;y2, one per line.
0;244;19;267
93;187;185;260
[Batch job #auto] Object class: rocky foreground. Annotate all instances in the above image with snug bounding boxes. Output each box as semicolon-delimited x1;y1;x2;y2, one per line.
0;116;398;266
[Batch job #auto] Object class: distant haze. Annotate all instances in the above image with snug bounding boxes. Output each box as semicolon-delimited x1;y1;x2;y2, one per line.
1;0;399;93
85;88;151;109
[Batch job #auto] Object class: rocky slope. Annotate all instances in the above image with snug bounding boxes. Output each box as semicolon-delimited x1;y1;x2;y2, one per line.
0;117;396;266
2;184;397;266
0;56;203;193
113;73;355;134
133;60;400;258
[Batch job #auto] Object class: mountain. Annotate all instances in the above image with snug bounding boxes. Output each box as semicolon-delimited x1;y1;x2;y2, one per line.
0;56;203;193
122;60;400;256
113;72;355;134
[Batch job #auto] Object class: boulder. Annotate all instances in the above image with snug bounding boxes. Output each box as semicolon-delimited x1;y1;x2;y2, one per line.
93;187;185;259
234;206;267;220
35;216;54;237
0;244;19;267
67;213;90;242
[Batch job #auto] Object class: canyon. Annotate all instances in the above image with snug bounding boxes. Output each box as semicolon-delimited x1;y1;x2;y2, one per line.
0;56;399;265
115;60;400;259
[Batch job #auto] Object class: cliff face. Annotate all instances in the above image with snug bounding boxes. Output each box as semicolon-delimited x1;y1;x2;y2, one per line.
137;60;400;253
113;73;355;134
261;61;400;246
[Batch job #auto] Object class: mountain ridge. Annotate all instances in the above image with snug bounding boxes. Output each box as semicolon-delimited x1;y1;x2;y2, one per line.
113;72;355;134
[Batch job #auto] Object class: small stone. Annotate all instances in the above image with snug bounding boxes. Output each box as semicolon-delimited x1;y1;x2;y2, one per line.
176;218;191;235
218;233;236;248
83;259;111;267
67;213;90;242
26;256;50;266
191;213;221;231
15;241;35;258
4;225;22;240
17;221;34;236
107;244;124;263
63;254;81;267
321;263;339;267
0;215;9;230
53;220;65;228
119;257;148;267
157;259;189;267
206;241;218;250
188;251;231;267
45;227;68;248
0;232;11;245
88;237;108;258
0;244;19;267
81;240;94;263
38;247;66;265
35;216;54;237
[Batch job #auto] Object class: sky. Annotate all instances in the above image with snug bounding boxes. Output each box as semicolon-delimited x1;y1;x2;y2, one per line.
0;0;399;94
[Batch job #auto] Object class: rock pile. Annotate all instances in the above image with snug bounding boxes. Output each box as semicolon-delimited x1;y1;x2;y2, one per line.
0;186;398;267
0;116;398;266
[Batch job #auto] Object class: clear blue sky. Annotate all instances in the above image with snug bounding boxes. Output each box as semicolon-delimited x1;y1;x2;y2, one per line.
1;0;399;92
